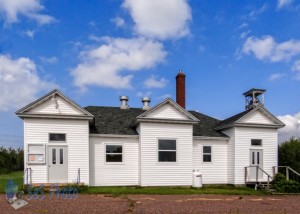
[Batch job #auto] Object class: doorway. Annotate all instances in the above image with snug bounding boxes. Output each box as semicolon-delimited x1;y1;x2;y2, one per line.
48;146;68;183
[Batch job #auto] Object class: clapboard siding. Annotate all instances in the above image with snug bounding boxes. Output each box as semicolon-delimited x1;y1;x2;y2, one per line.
24;118;89;184
140;122;193;186
28;96;84;115
234;127;277;184
145;104;189;120
89;137;139;186
222;128;235;184
241;111;273;124
193;140;228;184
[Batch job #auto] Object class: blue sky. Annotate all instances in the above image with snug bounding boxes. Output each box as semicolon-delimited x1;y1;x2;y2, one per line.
0;0;300;147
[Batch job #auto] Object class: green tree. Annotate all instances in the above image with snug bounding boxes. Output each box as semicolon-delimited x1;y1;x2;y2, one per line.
0;147;24;174
279;137;300;173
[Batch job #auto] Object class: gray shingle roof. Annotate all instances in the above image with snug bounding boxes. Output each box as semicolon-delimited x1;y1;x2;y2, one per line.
84;106;227;137
85;106;145;135
214;109;251;130
189;111;228;137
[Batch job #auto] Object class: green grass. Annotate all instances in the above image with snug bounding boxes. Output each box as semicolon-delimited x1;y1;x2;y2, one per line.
83;185;266;196
0;171;23;193
0;171;265;196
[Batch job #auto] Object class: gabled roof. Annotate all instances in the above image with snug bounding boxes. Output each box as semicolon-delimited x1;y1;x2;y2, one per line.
84;106;226;137
16;89;94;119
85;106;145;135
214;106;285;130
134;98;199;124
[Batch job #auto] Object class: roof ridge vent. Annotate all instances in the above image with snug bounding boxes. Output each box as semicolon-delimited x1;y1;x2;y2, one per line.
142;97;151;110
120;96;129;109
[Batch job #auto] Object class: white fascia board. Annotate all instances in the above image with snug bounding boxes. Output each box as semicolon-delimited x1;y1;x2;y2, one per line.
193;136;230;141
89;134;139;138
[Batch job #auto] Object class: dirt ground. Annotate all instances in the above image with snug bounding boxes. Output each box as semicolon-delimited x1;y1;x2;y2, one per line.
1;194;300;214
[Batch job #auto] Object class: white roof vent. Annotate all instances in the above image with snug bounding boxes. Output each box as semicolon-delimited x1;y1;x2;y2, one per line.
142;97;150;110
120;96;129;109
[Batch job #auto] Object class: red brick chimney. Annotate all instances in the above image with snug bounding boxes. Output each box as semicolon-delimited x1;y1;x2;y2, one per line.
176;70;186;109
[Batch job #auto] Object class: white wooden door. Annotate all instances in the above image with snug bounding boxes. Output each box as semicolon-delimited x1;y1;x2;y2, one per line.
48;146;68;183
250;149;263;180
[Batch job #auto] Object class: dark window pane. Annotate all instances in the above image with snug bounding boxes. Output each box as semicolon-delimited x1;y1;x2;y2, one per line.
49;134;66;141
159;140;176;150
106;154;122;162
251;139;262;146
257;152;260;165
106;145;122;153
158;151;176;162
60;149;63;164
252;152;255;165
52;149;56;164
203;146;211;153
203;154;211;162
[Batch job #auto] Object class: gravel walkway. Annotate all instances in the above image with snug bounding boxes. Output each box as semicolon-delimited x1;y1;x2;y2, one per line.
1;194;300;213
129;194;300;214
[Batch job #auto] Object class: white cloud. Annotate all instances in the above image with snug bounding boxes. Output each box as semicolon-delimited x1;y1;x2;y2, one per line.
242;36;300;62
0;55;55;111
136;91;152;97
144;75;168;88
278;112;300;143
238;22;248;29
268;73;286;81
72;37;167;89
292;60;300;79
248;4;267;19
0;0;55;25
24;30;35;38
122;0;191;40
277;0;294;9
39;56;58;64
111;17;125;28
240;30;251;39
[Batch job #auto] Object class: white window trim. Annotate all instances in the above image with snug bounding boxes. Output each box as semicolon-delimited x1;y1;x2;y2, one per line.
104;143;124;165
48;133;67;143
157;138;177;164
250;139;263;147
202;145;213;164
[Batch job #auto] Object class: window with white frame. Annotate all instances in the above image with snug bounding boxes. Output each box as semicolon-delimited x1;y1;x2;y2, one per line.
49;133;66;141
106;145;123;162
251;139;262;146
158;139;176;162
203;146;212;162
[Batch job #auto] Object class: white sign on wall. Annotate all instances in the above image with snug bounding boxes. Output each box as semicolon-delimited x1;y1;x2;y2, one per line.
27;144;46;164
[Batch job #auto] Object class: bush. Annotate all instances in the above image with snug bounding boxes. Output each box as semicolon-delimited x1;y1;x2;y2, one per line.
272;173;300;193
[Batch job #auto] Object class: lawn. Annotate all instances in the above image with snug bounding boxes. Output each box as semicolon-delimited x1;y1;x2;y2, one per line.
0;171;264;195
0;171;23;193
83;185;265;196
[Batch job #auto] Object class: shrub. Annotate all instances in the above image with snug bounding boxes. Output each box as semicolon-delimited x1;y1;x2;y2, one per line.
272;173;300;193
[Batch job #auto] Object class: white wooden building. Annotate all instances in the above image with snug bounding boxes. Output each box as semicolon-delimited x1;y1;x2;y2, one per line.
16;71;285;186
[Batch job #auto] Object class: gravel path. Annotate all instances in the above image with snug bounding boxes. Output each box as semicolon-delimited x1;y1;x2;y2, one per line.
129;194;300;214
1;194;300;213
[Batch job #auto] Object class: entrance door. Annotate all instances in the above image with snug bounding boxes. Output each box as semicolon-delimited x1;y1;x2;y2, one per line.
48;146;68;182
249;150;263;180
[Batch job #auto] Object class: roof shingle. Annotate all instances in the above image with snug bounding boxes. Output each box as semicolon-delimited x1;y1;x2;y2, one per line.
84;106;227;137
